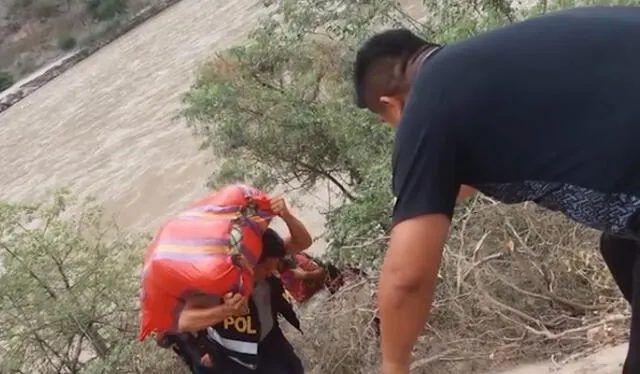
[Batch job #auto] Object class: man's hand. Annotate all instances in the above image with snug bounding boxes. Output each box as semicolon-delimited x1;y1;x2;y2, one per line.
222;293;249;316
379;214;450;373
270;196;291;218
381;361;410;374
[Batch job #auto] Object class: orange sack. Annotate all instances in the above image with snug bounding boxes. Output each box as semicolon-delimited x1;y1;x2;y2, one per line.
139;184;274;341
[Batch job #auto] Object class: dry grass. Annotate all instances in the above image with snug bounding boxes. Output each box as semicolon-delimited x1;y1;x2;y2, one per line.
287;197;630;374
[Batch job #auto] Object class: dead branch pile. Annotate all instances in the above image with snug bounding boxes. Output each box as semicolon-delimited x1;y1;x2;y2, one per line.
287;196;630;374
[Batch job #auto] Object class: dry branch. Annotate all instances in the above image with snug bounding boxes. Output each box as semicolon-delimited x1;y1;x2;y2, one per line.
288;199;629;373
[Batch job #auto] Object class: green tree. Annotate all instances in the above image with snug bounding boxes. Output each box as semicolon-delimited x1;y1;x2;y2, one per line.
181;0;519;267
0;191;174;373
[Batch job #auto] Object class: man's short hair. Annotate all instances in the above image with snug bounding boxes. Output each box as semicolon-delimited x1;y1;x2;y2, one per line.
260;228;287;261
353;29;439;110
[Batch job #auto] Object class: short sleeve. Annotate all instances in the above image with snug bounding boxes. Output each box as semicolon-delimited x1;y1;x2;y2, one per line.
391;86;460;226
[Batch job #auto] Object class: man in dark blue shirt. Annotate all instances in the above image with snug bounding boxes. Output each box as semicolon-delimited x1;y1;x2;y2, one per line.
353;6;640;374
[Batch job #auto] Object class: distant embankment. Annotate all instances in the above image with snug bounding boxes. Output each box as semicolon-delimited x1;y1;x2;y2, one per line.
0;0;185;115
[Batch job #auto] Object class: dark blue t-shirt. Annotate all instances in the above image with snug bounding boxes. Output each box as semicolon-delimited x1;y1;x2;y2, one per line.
392;6;640;236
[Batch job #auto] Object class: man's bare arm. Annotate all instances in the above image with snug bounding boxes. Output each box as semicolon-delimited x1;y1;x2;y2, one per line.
379;214;450;373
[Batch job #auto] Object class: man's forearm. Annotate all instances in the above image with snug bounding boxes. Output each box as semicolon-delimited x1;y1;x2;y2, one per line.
379;267;434;369
378;214;449;373
178;305;231;333
282;213;313;252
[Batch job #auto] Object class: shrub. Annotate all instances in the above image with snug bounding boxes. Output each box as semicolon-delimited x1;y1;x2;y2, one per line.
57;35;77;51
0;70;14;93
33;0;59;18
86;0;128;21
0;191;178;373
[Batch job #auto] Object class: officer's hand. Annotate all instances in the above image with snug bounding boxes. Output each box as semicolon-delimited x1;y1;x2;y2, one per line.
201;354;213;368
270;196;291;218
223;293;249;316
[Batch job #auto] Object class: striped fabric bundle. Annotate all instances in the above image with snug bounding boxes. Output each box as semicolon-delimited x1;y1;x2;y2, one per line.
139;184;274;341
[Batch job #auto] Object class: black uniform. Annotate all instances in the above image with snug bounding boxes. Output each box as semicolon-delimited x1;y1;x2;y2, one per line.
205;276;304;374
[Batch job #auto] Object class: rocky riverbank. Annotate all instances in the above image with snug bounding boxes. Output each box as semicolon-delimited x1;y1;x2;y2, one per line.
0;0;184;115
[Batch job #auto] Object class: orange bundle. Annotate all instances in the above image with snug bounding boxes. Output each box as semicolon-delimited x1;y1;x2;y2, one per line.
139;184;274;341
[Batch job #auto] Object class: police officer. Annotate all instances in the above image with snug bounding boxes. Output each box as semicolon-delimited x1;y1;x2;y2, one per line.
204;228;305;373
177;197;312;373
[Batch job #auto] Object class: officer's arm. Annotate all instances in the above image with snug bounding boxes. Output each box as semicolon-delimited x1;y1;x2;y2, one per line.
178;303;233;333
281;211;313;253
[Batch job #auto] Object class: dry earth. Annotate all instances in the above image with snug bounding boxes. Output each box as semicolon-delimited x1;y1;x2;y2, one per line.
0;0;629;372
490;345;627;374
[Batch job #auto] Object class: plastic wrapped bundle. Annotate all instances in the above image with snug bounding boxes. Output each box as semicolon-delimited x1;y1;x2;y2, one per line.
139;184;274;340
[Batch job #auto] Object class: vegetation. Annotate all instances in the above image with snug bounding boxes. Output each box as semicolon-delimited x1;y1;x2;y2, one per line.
180;0;528;267
0;70;14;93
86;0;128;21
58;35;78;51
0;191;181;373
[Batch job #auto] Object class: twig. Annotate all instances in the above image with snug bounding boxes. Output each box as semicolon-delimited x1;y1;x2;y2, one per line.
409;349;456;370
341;236;389;250
456;234;497;294
495;274;607;312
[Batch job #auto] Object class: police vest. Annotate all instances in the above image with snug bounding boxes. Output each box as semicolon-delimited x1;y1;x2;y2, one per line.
206;276;301;370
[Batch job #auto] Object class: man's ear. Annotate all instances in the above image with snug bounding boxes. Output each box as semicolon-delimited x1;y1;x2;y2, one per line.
380;95;405;108
378;95;404;127
379;96;394;107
